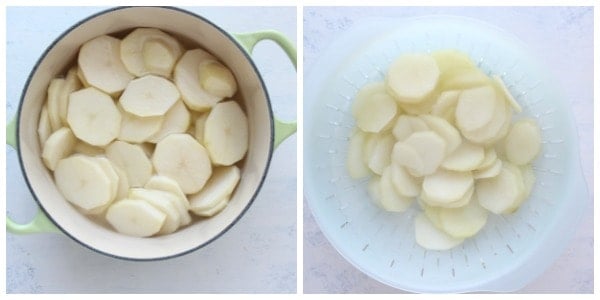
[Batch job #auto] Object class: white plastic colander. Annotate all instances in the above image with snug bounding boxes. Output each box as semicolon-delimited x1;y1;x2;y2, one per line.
304;16;588;293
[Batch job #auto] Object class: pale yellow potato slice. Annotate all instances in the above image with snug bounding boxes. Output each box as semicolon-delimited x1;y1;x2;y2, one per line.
422;169;473;206
58;67;82;123
189;166;240;215
67;87;121;147
473;159;502;179
346;129;372;179
492;75;522;113
378;166;413;212
352;83;397;133
204;101;249;166
105;141;153;187
106;199;166;237
402;131;447;176
367;133;395;175
147;100;191;143
441;141;485;171
72;141;105;157
119;75;180;117
420;114;461;154
431;90;460;124
461;91;511;145
42;127;76;171
392;115;429;142
477;147;498;169
415;213;464;250
121;28;183;78
439;67;490;91
476;162;525;214
390;164;421;198
386;53;440;103
392;141;424;178
145;175;192;226
438;196;488;238
174;49;222;111
117;105;163;143
38;105;52;146
47;78;65;132
431;50;475;75
198;59;238;98
455;85;497;132
504;119;541;166
129;188;181;235
78;35;134;95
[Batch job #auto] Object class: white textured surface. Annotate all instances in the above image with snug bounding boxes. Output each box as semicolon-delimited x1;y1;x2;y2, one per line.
303;6;593;293
6;6;297;293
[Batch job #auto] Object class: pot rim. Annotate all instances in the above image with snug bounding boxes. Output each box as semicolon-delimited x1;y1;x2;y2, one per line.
15;5;275;261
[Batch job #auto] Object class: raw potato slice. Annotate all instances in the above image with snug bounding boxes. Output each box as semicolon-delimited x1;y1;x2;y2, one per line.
390;164;421;198
194;196;228;217
109;162;130;202
392;115;429;141
476;162;524;214
431;90;460;124
129;188;181;235
422;204;443;229
42;127;76;171
58;67;82;123
121;28;183;78
438;197;488;238
402;131;447;176
67;87;121;146
54;155;115;211
420;114;461;154
198;59;238;98
441;141;485;171
440;67;490;91
504;119;541;165
73;141;104;157
367;133;395;175
473;159;502;179
153;134;212;194
492;75;522;113
38;105;52;146
105;141;153;187
347;130;372;179
386;53;440;103
392;142;424;178
422;169;473;206
455;85;497;132
431;50;476;75
204;101;249;166
78;35;134;94
477;147;498;169
148;101;191;143
352;84;397;133
119;75;180;117
397;93;437;116
367;176;383;208
174;49;222;111
47;78;65;132
145;175;191;226
105;199;166;237
378;166;413;212
415;213;464;250
461;92;510;145
189;166;240;215
117;105;163;143
194;113;209;145
77;66;90;88
92;156;119;203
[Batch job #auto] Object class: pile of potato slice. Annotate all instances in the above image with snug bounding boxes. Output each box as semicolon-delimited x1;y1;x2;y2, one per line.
347;50;542;250
38;28;248;237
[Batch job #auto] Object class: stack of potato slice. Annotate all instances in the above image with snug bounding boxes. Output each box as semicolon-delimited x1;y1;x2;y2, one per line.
38;28;249;237
347;50;542;250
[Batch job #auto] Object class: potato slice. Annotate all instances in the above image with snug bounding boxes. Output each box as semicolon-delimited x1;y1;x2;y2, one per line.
441;141;484;171
119;75;180;117
147;100;191;143
473;159;502;179
121;28;183;78
72;141;104;157
504;119;541;165
144;175;191;226
42;127;76;171
78;35;134;95
386;53;440;103
67;87;121;147
189;166;240;215
117;105;163;143
390;164;421;198
174;49;222;111
47;78;65;132
106;199;166;237
38;105;52;146
198;59;238;98
346;129;372;179
204;101;249;166
194;113;209;145
58;67;82;123
129;188;181;235
438;196;488;238
415;213;464;250
402;131;447;176
431;90;460;124
105;141;153;187
367;133;395;175
422;169;473;206
476;162;524;214
492;75;522;113
420;114;461;154
378;166;413;212
440;67;490;91
477;147;498;169
392;115;429;141
455;85;497;132
461;91;511;145
392;141;424;177
431;50;476;75
352;82;397;133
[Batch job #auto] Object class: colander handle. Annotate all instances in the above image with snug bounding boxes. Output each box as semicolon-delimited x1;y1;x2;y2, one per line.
232;30;297;148
6;115;60;234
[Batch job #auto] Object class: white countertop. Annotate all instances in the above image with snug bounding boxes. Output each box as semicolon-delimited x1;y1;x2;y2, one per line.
303;6;593;293
6;6;297;293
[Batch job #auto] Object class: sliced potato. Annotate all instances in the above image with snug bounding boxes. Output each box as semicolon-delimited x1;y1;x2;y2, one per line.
37;105;52;146
198;59;238;98
47;78;65;132
441;141;484;171
147;100;191;143
422;169;473;206
42;127;76;171
67;87;121;147
391;141;424;177
367;133;395;175
415;213;464;250
431;90;460;124
204;101;249;166
174;49;222;111
117;105;163;143
352;83;397;133
119;75;180;117
188;166;240;215
492;75;522;113
476;162;524;214
121;28;183;78
347;129;372;179
105;141;153;187
455;85;497;132
477;147;498;169
390;164;421;198
378;166;413;212
105;199;166;237
504;119;541;166
129;188;181;235
438;196;488;238
392;115;429;142
420;114;461;154
386;53;440;103
402;131;447;176
440;67;490;91
473;158;502;179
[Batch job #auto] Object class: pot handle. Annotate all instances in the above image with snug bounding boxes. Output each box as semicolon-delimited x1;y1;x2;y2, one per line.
232;30;297;148
6;115;60;234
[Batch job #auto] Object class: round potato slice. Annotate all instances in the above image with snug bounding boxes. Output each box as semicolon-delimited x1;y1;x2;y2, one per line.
386;53;440;103
378;166;413;212
121;28;183;78
441;141;485;171
422;169;473;205
204;101;249;166
476;162;525;214
439;196;488;238
415;213;464;251
455;85;497;132
67;87;121;147
504;119;541;166
119;75;180;117
174;49;223;111
402;131;447;176
352;83;397;133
